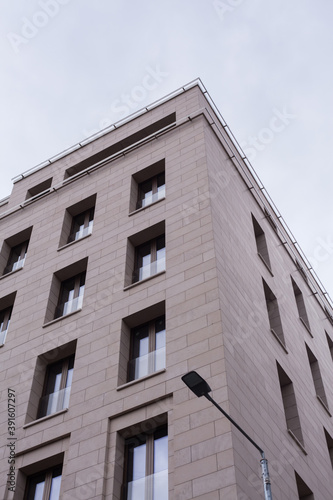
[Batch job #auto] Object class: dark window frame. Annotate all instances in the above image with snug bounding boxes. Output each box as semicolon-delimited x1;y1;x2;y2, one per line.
25;464;62;500
55;271;86;319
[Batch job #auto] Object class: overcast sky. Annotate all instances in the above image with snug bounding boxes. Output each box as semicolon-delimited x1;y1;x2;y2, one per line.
1;0;333;300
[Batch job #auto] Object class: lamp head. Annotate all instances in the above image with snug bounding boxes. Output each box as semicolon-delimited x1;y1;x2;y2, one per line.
181;371;212;397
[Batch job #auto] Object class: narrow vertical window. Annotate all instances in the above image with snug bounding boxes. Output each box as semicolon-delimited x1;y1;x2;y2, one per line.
37;355;74;418
124;426;168;500
295;471;314;500
305;344;329;410
291;277;311;333
129;316;166;381
0;306;12;346
325;331;333;362
25;465;62;500
252;215;272;270
262;280;285;347
324;428;333;469
55;272;86;318
277;363;304;446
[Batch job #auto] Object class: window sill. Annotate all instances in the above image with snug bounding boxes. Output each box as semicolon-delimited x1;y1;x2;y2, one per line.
23;408;68;429
117;368;166;391
257;253;273;276
124;270;166;291
129;196;165;217
58;233;92;251
0;266;23;280
316;395;332;416
299;317;313;337
270;329;288;354
43;308;82;328
287;429;307;455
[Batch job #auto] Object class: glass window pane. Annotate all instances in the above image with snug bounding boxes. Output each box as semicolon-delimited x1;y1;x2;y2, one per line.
154;435;168;473
49;474;62;500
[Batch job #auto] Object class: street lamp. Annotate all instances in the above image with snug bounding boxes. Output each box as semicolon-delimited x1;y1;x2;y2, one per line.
181;371;273;500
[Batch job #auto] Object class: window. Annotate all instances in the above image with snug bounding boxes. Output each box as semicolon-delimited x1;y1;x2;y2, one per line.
291;277;311;333
295;472;313;500
37;355;74;419
68;207;94;243
305;344;329;410
123;426;168;500
133;235;165;283
64;114;175;178
45;258;88;324
26;178;52;201
25;465;62;500
324;428;333;468
326;331;333;361
252;215;272;270
4;240;29;274
26;341;76;423
59;194;96;248
277;363;304;446
55;272;86;319
1;227;32;276
129;316;165;381
0;292;16;346
137;172;165;209
262;280;285;347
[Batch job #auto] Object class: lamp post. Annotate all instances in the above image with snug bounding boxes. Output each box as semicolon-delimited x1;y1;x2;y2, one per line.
181;371;273;500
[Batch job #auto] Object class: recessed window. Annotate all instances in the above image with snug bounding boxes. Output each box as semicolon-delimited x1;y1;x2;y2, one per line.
252;215;272;271
129;316;166;382
0;306;12;346
25;464;62;500
59;194;96;248
0;292;16;346
4;240;29;274
325;331;333;361
324;428;333;469
130;159;165;213
137;172;165;210
26;178;52;201
291;277;311;333
295;471;313;500
26;340;76;424
119;301;165;387
262;279;285;348
1;227;32;276
277;362;304;446
125;221;165;287
44;258;88;324
324;306;333;327
55;272;86;319
37;355;74;419
305;344;329;410
123;425;168;500
264;207;278;232
68;207;94;243
133;235;165;283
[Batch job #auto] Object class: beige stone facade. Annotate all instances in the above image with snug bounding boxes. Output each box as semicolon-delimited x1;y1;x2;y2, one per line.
0;81;332;499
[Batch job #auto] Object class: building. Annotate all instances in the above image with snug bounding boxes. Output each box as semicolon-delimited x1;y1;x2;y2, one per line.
1;80;333;499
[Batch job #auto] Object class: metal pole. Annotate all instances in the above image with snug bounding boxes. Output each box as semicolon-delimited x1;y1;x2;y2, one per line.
205;393;273;499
